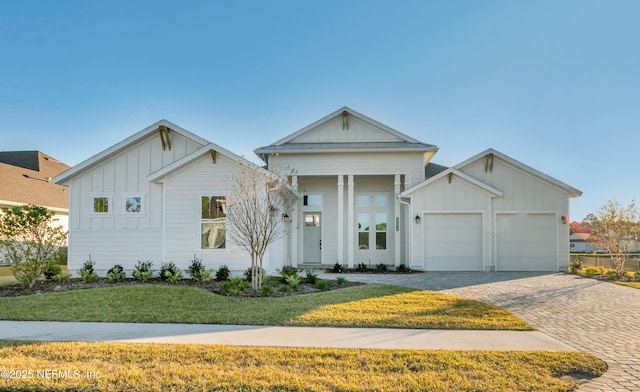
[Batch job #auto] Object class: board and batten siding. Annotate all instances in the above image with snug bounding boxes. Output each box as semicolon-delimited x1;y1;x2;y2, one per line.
273;152;426;187
293;115;401;143
162;154;283;273
407;176;494;270
66;131;202;274
458;157;570;270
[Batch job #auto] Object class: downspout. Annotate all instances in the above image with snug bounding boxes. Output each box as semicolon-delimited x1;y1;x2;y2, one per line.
397;194;412;267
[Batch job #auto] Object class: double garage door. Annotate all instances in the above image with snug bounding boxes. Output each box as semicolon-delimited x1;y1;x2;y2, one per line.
422;212;556;271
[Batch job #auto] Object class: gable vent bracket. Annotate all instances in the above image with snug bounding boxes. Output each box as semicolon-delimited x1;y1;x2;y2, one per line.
342;110;349;130
158;125;172;151
209;149;216;164
448;172;454;183
485;153;494;173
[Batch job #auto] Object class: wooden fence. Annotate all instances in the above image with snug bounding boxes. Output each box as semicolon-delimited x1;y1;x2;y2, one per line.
570;253;640;272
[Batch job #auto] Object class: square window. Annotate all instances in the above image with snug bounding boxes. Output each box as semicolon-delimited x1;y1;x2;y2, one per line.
125;196;142;213
375;195;387;207
93;197;109;213
357;195;370;207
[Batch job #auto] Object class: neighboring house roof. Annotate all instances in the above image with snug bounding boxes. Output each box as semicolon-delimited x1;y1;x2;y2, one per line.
570;232;592;242
0;151;70;211
401;167;503;198
254;106;438;159
54;119;209;184
424;162;449;179
454;148;583;198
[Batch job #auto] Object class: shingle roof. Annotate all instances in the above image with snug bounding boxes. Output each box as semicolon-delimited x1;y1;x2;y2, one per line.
0;151;70;210
424;162;449;179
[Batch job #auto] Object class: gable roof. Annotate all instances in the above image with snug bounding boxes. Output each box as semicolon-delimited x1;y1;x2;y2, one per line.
454;148;583;198
0;151;70;211
401;167;503;198
54;119;209;185
254;106;438;159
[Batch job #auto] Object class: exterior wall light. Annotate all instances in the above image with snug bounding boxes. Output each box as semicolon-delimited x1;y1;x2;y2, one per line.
282;213;290;223
561;215;568;224
415;214;421;224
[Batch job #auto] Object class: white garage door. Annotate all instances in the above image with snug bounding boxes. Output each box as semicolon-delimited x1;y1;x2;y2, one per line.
496;213;556;271
423;213;483;271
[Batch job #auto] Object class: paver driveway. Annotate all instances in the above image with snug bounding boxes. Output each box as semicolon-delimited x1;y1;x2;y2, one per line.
318;271;640;392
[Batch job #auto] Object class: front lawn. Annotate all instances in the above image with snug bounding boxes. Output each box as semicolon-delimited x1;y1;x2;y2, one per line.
0;284;533;330
0;341;606;392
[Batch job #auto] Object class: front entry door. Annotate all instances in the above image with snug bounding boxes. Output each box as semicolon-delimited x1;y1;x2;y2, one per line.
303;213;322;263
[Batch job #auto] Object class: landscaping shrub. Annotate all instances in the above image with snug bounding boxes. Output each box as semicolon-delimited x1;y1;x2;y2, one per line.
396;263;410;273
133;261;154;282
160;262;183;284
260;284;275;296
51;272;71;284
316;279;330;291
583;267;605;276
304;270;318;284
357;262;368;272
285;274;302;290
278;284;294;293
215;265;230;281
219;276;250;295
187;256;213;282
569;258;583;273
244;266;265;282
43;262;62;280
106;264;126;283
79;260;98;283
605;269;619;280
332;262;344;273
375;263;387;273
336;277;348;285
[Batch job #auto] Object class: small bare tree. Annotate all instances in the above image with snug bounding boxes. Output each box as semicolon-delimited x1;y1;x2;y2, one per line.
586;199;640;276
225;161;295;290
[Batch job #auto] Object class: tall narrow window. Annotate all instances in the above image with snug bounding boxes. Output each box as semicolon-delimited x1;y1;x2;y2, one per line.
356;194;388;250
201;195;226;249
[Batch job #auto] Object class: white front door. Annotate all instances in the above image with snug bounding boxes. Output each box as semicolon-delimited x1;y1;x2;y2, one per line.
303;213;322;263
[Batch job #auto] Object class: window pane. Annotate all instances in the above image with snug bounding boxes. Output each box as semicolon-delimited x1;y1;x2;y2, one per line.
357;195;369;207
305;214;320;227
358;213;369;231
93;197;108;213
375;195;387;207
358;232;369;249
202;223;225;249
126;197;141;213
375;213;387;231
376;232;387;250
306;194;322;206
202;196;226;219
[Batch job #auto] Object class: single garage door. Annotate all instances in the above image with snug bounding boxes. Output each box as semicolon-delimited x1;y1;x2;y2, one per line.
423;213;483;271
496;213;556;271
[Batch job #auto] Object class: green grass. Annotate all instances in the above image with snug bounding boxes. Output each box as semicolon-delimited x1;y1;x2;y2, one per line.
0;265;69;286
0;284;533;330
0;341;606;391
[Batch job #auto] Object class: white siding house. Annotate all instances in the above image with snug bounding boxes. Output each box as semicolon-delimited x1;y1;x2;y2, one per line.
55;107;582;275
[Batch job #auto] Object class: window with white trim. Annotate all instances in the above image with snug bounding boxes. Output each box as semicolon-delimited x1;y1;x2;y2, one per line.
357;194;388;250
201;195;226;249
124;195;143;214
92;196;111;214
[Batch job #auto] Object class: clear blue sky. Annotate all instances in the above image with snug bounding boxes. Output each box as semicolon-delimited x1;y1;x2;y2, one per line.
1;0;638;221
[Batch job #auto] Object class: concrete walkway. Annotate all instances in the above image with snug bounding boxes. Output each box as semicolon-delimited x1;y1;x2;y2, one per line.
314;271;640;392
0;320;573;351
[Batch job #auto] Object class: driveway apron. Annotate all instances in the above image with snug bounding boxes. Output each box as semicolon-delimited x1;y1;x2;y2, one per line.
316;272;640;392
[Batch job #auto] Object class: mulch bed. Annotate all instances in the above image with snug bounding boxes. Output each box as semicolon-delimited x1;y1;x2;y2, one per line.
0;277;364;298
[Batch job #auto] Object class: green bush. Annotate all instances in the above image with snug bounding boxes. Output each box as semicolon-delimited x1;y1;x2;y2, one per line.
219;276;250;295
336;277;348;285
260;284;275;296
106;264;126;283
583;267;605;276
215;265;231;281
568;258;583;273
278;284;294;293
605;269;619;280
304;270;318;284
79;260;98;283
375;263;387;273
133;260;154;282
164;268;183;284
187;256;213;282
396;263;410;273
357;262;368;272
332;262;344;273
244;266;265;282
43;262;62;280
316;279;330;291
159;262;178;281
51;272;71;284
285;274;302;290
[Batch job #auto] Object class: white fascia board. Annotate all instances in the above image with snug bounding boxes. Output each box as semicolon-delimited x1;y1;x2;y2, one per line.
401;168;503;198
54;119;210;185
454;148;583;198
254;146;438;154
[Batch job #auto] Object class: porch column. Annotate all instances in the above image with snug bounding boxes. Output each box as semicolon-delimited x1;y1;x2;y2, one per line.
291;175;299;267
394;174;401;267
347;175;355;268
337;175;344;265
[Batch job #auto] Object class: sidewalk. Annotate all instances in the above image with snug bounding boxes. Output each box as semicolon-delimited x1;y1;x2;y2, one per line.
0;321;575;351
